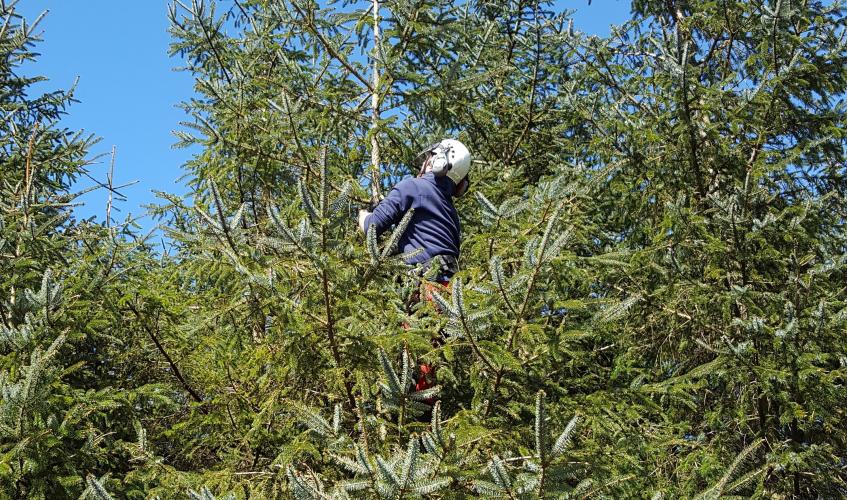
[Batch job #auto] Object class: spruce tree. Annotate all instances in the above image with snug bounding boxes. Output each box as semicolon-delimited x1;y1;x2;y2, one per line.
129;0;847;496
0;5;158;497
565;0;847;495
6;0;845;497
125;0;605;496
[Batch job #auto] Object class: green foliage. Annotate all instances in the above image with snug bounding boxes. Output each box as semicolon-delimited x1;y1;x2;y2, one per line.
474;391;584;498
81;474;115;500
377;347;440;425
5;0;847;497
0;4;179;497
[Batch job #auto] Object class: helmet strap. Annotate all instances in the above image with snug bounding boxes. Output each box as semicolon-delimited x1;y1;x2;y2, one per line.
453;177;470;198
417;156;430;177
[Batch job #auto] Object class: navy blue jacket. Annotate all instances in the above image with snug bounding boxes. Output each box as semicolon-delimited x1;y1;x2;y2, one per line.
363;173;460;264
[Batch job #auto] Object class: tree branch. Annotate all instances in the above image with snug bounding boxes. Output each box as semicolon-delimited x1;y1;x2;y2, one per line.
289;1;374;92
128;302;205;406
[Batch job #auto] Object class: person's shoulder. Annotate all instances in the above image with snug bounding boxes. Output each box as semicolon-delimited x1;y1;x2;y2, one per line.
393;176;422;195
394;176;417;187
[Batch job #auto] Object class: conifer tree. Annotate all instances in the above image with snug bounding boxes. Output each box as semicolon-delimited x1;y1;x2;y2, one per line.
128;0;847;496
563;0;847;495
0;5;161;497
128;2;609;496
6;0;844;497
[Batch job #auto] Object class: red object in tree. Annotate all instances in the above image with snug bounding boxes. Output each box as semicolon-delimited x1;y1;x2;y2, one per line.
407;276;450;405
415;362;437;405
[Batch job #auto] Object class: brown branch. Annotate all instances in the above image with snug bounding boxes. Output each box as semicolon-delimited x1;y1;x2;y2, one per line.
503;3;542;167
488;201;557;412
676;32;706;200
319;213;356;408
128;302;205;405
458;306;498;374
195;3;232;85
22;122;38;229
320;267;356;409
290;1;374;92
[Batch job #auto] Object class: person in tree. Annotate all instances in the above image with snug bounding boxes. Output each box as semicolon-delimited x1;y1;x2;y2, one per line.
357;139;472;404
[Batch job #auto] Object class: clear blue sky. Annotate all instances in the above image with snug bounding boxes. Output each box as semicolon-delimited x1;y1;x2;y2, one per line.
18;1;631;231
18;0;196;230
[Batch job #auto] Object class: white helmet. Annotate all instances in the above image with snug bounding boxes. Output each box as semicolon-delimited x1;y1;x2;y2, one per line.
414;138;472;185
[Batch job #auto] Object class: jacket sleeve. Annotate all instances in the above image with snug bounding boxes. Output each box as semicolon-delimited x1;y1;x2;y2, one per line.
363;178;417;237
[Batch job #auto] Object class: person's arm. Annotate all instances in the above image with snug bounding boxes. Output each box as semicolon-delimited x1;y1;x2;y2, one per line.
357;179;416;235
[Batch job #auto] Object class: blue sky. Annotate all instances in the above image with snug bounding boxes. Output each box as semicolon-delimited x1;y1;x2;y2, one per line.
18;1;631;231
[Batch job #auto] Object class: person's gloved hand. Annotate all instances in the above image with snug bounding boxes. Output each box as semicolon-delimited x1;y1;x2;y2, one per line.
357;209;371;233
